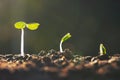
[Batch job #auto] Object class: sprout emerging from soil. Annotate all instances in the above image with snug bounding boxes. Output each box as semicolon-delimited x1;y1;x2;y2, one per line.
14;21;40;56
60;33;71;52
99;43;106;55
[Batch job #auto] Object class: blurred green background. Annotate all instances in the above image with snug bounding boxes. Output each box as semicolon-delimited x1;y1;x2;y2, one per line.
0;0;120;55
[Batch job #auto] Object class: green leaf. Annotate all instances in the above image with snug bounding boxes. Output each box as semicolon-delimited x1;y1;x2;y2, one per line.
14;21;26;29
99;43;106;55
26;23;40;30
61;33;71;43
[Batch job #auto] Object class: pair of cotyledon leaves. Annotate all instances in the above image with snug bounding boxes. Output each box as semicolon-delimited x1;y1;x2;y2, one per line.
14;21;40;30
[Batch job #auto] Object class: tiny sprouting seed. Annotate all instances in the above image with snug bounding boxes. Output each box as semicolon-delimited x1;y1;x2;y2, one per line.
14;21;40;56
60;33;71;52
99;43;106;55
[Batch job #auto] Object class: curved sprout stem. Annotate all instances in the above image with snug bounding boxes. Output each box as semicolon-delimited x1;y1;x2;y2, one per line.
59;33;71;53
60;41;63;52
21;29;24;56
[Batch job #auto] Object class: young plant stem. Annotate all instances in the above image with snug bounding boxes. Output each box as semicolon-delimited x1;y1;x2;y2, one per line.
21;29;24;56
60;41;63;52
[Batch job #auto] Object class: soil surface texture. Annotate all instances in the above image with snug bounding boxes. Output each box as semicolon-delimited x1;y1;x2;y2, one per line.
0;49;120;80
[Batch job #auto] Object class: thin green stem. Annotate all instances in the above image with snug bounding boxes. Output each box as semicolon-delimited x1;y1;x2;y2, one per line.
60;41;63;52
21;29;24;56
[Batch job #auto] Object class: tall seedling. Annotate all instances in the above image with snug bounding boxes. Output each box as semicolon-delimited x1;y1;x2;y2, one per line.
14;21;40;56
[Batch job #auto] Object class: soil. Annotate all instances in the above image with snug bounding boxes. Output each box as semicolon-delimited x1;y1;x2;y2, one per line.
0;49;120;80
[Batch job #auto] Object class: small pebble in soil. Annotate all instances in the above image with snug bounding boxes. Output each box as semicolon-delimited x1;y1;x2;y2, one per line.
62;49;73;60
97;54;110;60
38;50;47;56
48;49;57;54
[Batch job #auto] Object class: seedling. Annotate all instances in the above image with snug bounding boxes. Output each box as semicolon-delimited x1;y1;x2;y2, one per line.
60;33;71;52
99;43;106;55
14;21;40;56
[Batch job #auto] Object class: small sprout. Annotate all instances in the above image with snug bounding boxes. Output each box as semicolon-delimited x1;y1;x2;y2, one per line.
60;33;71;52
99;43;106;55
14;21;40;56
